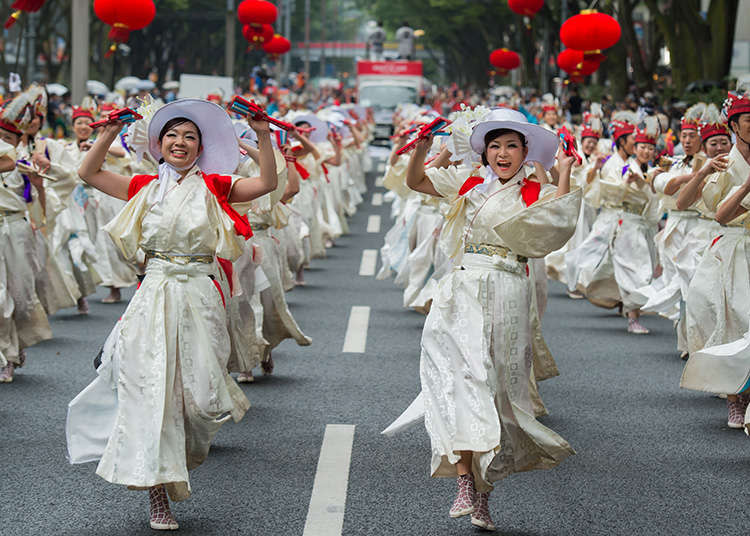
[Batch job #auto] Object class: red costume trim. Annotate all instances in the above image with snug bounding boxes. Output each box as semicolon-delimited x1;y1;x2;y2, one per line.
126;172;253;240
458;176;484;196
293;160;310;180
520;178;541;206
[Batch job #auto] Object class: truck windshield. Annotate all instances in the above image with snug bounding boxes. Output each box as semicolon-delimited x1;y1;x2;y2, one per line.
359;85;417;110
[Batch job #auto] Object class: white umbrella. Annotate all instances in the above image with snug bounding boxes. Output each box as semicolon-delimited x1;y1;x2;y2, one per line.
46;83;69;96
114;76;141;91
86;80;109;96
162;81;179;90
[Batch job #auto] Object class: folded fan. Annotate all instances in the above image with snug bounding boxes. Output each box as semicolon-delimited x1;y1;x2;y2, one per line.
557;126;582;165
395;117;451;155
89;108;143;129
228;96;295;131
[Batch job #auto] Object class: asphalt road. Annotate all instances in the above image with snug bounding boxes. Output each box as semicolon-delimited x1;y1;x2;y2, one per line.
1;148;748;536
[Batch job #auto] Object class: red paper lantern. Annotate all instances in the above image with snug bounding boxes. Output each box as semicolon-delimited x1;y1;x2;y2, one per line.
238;0;278;25
243;23;275;48
263;34;291;58
508;0;543;17
94;0;155;57
4;0;45;29
560;9;621;54
489;48;520;75
556;48;601;77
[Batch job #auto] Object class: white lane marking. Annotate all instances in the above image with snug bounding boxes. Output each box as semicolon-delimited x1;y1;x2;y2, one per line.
375;176;384;187
342;306;370;353
366;214;381;233
359;249;377;276
372;192;383;206
303;424;356;536
377;162;385;173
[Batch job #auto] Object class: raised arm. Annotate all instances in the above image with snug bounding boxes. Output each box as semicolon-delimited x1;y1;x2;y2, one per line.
77;121;131;201
229;119;278;203
715;171;750;225
290;129;321;160
555;148;574;198
406;135;441;197
675;154;728;210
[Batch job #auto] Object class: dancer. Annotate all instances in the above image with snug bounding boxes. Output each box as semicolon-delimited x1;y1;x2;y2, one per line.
68;98;277;530
386;108;581;531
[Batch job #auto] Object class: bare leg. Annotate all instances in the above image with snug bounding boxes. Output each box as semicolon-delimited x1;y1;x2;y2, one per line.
102;286;121;304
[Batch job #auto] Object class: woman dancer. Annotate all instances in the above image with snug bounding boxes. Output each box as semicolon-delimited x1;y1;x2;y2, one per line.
387;108;581;531
71;99;277;530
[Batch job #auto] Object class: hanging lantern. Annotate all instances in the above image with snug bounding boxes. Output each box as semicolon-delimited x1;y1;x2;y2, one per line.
94;0;156;58
556;48;601;78
263;34;291;60
508;0;543;17
489;48;520;75
237;0;278;25
560;9;620;59
4;0;45;29
243;23;275;50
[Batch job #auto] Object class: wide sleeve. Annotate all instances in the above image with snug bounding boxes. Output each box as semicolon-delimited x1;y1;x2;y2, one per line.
492;187;583;258
207;183;246;262
424;164;466;202
103;179;155;260
701;170;731;213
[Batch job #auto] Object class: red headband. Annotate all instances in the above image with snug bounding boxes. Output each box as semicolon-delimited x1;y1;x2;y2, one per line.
723;91;750;122
0;118;21;135
72;107;94;122
611;120;635;141
699;122;731;142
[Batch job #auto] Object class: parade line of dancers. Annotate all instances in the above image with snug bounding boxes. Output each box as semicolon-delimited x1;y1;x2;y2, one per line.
2;79;750;531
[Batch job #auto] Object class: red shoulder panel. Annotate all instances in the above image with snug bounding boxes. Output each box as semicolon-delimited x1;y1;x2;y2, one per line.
458;176;484;196
293;160;311;180
520;178;541;207
127;174;158;200
201;172;254;240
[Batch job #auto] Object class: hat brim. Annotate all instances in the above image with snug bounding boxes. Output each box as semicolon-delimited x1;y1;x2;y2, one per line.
470;120;559;170
291;114;328;144
148;99;239;175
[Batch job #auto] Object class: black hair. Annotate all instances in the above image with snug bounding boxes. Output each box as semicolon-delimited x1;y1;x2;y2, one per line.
158;117;203;145
615;134;631;152
480;128;527;166
294;120;312;129
157;117;202;164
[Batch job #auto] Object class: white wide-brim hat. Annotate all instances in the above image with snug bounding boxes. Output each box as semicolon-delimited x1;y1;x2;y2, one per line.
469;108;559;170
287;112;328;144
148;98;239;175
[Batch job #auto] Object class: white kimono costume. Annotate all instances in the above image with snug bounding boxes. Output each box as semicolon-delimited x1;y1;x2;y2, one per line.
67;166;250;501
385;164;580;492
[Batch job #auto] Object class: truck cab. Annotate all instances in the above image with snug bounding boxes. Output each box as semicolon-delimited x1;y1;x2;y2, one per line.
357;60;422;143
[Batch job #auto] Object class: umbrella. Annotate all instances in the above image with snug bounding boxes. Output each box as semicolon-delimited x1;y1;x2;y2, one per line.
162;81;179;90
86;80;109;96
46;83;69;96
114;76;141;91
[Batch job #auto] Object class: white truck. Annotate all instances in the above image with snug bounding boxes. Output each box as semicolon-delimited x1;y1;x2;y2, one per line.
356;60;422;142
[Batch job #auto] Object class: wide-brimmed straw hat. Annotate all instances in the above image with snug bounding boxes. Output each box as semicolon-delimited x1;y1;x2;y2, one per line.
469;108;559;169
148;98;238;174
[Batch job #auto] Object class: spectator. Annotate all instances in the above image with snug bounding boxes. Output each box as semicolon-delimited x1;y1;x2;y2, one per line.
368;21;386;61
395;21;415;60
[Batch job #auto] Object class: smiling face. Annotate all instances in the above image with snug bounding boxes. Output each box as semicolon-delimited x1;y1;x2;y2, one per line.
158;120;202;169
679;128;700;156
73;117;93;142
634;142;655;165
581;137;598;156
484;130;529;180
704;135;731;157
